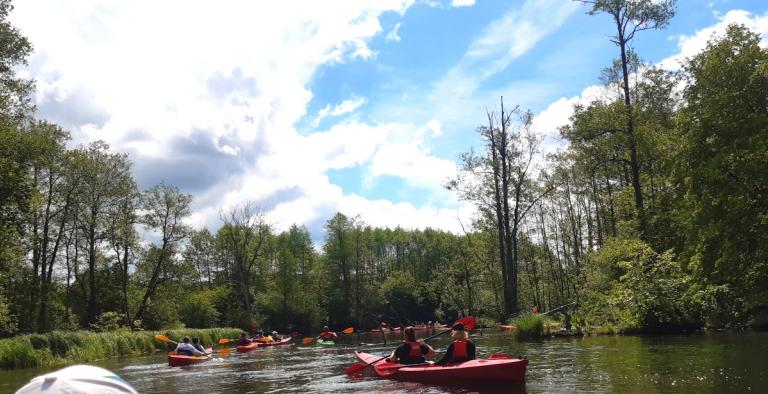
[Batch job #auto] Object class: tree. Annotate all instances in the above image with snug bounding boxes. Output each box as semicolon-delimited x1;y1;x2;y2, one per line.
72;141;136;325
133;182;192;327
449;98;554;319
676;25;768;314
579;0;676;238
218;203;270;323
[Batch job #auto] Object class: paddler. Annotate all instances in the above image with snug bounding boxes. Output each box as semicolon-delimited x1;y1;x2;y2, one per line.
191;337;210;355
175;336;207;356
317;326;338;341
436;322;476;364
236;332;253;346
386;326;435;365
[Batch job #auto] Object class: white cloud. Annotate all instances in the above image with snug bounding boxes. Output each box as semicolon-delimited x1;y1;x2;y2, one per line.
387;22;402;42
312;96;368;127
660;9;768;70
451;0;475;7
432;0;579;100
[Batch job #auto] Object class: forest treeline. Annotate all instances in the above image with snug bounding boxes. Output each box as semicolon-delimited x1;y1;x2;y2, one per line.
1;0;766;337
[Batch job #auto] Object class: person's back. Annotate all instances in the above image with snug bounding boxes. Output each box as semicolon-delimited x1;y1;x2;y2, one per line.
191;337;207;354
391;326;435;365
176;337;205;356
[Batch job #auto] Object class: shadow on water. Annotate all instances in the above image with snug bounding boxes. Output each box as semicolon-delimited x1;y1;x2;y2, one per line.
1;330;767;393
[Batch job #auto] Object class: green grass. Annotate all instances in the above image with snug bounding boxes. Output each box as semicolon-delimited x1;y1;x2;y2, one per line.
0;328;242;369
513;314;545;339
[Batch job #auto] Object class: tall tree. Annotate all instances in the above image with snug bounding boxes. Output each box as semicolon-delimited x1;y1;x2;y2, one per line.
133;182;192;326
579;0;676;238
74;141;136;325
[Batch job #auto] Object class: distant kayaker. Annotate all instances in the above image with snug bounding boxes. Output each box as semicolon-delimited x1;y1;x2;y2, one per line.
318;326;338;341
387;326;436;365
191;337;210;355
436;323;476;364
176;336;206;356
236;332;253;346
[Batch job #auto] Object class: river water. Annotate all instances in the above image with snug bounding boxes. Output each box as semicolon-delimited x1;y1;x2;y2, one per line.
1;330;766;393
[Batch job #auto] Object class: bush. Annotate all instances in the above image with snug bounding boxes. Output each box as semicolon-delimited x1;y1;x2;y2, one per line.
574;238;705;334
514;314;544;339
180;290;221;328
89;312;129;332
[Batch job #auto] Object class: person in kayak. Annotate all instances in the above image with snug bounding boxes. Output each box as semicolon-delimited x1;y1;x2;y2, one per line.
387;326;436;365
191;337;210;355
436;323;476;364
318;326;338;341
236;332;253;346
176;336;207;356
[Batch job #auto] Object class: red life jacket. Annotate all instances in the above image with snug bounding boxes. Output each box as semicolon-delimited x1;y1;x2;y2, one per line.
406;340;422;358
319;332;336;340
451;340;469;361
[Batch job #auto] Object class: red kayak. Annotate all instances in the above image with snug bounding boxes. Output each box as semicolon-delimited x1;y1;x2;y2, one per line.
237;337;292;352
354;351;527;385
168;348;212;367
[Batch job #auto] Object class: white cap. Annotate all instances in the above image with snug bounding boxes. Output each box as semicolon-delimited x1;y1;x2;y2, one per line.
16;365;138;394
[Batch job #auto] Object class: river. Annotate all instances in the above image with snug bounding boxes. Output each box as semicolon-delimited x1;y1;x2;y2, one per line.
2;330;766;393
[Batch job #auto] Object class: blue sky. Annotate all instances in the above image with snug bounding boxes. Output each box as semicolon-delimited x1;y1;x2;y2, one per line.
12;0;768;240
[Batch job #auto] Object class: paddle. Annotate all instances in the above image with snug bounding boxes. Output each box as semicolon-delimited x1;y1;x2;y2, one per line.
342;327;354;334
218;338;233;345
345;316;476;376
302;337;314;344
154;334;176;344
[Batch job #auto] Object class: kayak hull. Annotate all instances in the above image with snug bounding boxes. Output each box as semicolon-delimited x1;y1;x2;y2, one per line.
318;339;335;346
354;351;527;385
168;348;212;367
237;337;292;352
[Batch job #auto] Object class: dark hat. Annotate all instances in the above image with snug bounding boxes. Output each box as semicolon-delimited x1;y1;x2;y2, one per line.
452;323;466;331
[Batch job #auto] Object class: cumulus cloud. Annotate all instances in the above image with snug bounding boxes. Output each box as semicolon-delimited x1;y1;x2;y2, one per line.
660;9;768;70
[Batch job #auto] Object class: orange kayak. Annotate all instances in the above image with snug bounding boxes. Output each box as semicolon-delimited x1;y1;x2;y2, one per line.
355;351;528;385
168;348;212;367
237;337;292;352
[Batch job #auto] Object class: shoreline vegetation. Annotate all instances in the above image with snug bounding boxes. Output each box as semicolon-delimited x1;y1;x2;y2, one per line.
0;328;241;369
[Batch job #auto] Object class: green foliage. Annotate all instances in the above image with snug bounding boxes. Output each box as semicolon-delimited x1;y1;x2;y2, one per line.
514;313;545;339
179;290;221;328
0;328;240;369
89;312;129;332
575;239;704;333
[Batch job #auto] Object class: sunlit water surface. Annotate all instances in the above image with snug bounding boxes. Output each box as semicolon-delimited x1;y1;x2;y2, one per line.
2;330;766;393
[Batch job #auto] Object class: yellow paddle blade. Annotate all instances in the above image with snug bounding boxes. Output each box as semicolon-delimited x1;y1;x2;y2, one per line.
154;334;172;343
302;337;314;344
342;327;354;334
218;338;232;345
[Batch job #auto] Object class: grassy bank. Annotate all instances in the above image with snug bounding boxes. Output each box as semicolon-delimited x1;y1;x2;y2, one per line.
0;328;242;369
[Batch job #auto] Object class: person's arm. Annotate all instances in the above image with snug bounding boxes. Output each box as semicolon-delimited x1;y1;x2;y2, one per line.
436;343;454;365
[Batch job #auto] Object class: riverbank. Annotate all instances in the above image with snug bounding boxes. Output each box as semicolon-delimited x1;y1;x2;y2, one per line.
0;328;242;369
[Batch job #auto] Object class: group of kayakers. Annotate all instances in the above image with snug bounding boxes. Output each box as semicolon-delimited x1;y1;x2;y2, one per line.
388;322;474;365
236;330;282;346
